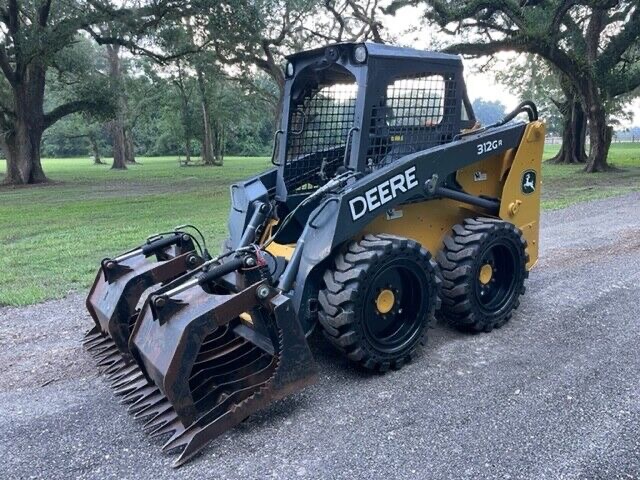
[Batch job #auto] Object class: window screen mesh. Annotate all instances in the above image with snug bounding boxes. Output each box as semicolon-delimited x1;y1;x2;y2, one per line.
367;73;456;170
284;82;357;191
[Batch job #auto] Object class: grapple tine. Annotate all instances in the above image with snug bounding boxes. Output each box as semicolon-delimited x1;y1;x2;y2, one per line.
84;325;101;338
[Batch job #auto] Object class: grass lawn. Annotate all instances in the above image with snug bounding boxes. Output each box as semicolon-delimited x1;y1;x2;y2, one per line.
541;142;640;209
1;144;639;306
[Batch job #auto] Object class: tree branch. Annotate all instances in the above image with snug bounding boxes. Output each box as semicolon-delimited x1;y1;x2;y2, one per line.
43;100;96;129
0;45;16;86
38;0;52;27
596;5;640;76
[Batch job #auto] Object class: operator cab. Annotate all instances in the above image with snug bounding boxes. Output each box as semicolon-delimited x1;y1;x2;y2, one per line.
275;42;476;202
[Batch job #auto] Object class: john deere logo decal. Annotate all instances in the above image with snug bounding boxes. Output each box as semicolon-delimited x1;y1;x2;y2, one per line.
521;170;536;194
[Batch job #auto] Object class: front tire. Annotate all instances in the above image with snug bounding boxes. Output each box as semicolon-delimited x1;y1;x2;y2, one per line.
437;217;528;332
318;234;440;372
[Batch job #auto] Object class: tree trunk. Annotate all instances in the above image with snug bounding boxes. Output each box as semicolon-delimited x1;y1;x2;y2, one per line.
1;64;48;185
212;119;224;166
582;81;611;173
124;129;136;164
106;45;134;169
184;139;191;164
196;68;216;166
585;105;612;172
89;135;103;164
550;99;587;164
175;73;192;165
111;120;127;170
1;120;47;184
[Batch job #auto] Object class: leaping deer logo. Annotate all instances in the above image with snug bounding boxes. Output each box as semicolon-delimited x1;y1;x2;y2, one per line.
522;170;536;194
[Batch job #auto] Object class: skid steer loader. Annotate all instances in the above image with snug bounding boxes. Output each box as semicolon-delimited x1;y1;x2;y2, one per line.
84;42;544;466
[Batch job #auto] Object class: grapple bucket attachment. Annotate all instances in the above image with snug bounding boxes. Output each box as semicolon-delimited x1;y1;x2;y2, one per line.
85;246;318;467
84;233;202;365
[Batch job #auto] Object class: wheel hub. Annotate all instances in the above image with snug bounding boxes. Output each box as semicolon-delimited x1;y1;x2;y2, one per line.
479;263;493;285
375;289;395;314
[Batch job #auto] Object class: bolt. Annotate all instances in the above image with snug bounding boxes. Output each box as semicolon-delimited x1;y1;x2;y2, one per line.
256;284;270;300
182;234;190;243
187;254;198;266
245;257;257;267
105;260;116;270
154;296;166;309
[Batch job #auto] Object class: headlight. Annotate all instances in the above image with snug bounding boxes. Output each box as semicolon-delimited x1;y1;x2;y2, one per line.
286;62;294;77
354;44;368;63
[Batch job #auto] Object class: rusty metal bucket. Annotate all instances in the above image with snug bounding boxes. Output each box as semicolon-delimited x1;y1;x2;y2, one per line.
84;248;318;467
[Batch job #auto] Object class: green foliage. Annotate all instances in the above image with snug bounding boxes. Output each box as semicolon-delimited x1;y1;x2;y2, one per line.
494;55;564;135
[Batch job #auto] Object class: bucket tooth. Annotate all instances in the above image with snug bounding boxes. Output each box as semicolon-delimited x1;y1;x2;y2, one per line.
147;412;181;438
136;400;171;422
86;337;112;353
111;370;143;389
92;343;118;360
114;377;148;397
161;422;188;452
83;331;105;347
107;363;138;383
122;384;157;405
139;400;172;423
129;390;163;415
97;351;122;369
173;430;206;468
104;358;127;375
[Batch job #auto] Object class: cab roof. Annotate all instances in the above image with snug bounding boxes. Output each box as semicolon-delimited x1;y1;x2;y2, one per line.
285;42;462;67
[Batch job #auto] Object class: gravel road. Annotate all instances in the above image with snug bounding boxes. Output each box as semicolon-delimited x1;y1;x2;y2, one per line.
1;193;639;480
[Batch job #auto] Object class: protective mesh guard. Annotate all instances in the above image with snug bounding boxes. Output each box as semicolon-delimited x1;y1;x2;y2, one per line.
284;82;358;191
367;73;457;170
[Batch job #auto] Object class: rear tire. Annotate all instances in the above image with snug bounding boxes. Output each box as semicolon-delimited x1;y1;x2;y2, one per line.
437;217;528;332
318;234;440;372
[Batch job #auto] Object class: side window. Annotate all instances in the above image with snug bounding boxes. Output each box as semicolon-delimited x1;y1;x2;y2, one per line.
289;83;358;150
385;75;446;127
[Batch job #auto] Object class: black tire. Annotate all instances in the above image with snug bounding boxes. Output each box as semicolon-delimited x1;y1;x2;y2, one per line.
437;217;528;333
318;234;440;372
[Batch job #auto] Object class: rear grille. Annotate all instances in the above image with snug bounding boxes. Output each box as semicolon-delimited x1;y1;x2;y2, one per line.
367;73;457;170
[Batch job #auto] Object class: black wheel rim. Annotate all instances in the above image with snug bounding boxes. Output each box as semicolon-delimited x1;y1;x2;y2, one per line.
474;238;518;316
362;259;427;354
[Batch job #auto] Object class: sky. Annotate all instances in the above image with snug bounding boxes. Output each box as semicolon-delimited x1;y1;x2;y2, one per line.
386;4;640;128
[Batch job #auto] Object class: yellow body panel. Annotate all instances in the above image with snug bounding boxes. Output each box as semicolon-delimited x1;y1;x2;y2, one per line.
362;199;481;255
265;242;296;260
364;121;545;270
497;121;545;269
